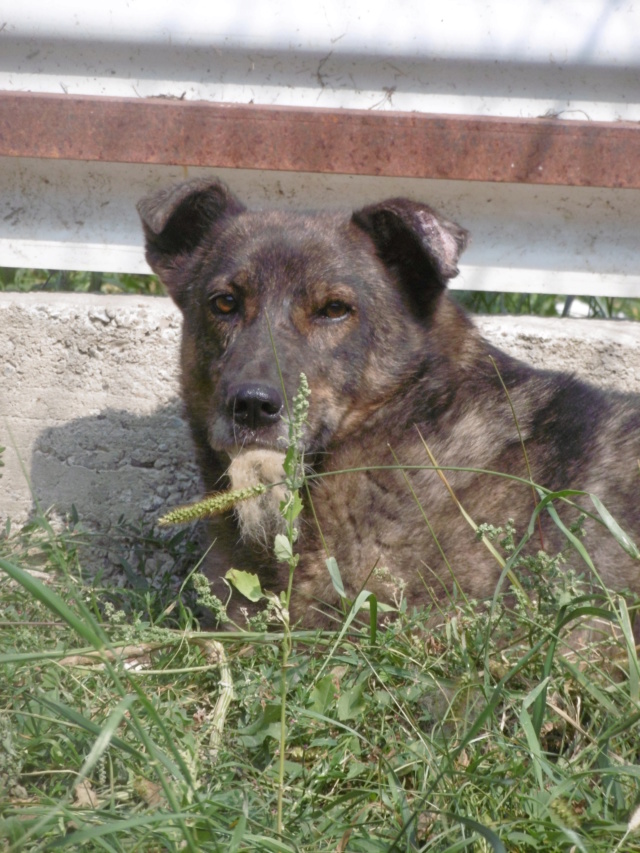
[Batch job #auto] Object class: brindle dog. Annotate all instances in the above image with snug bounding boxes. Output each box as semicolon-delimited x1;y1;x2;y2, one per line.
138;178;640;627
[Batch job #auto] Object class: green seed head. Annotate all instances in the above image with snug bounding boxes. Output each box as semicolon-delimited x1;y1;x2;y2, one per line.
158;484;267;526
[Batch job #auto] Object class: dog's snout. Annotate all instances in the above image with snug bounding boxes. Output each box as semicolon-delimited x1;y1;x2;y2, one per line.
227;383;284;430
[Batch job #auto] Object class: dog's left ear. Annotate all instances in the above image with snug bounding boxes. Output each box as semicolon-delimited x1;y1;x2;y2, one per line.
352;198;468;310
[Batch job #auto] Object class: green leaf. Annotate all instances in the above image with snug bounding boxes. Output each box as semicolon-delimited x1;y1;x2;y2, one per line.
238;703;282;746
288;490;304;521
309;675;336;714
274;534;294;563
225;569;264;602
590;494;640;559
326;557;346;598
337;679;367;721
283;444;297;478
279;488;303;523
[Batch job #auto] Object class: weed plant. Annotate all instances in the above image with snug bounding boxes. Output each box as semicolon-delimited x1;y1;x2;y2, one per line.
1;395;640;851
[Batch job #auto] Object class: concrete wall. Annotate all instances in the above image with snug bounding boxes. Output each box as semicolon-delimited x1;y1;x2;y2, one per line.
1;293;197;535
2;292;640;547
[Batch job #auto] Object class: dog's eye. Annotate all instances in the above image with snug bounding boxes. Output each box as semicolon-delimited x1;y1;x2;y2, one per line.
318;300;351;321
209;293;238;316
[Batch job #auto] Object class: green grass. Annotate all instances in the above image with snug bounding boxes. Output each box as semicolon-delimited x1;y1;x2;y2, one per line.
0;269;165;297
2;480;640;851
454;290;640;321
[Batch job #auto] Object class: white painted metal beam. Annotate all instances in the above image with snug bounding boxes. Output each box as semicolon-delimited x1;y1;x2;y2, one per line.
1;1;639;297
1;161;638;298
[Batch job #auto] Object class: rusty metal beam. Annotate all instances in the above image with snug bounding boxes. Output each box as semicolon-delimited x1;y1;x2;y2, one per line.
1;91;639;189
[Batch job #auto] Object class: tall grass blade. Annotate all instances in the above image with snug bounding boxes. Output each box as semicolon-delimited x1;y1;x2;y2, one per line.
34;695;143;759
74;695;137;787
314;589;378;682
590;494;640;559
519;677;552;786
326;556;346;598
443;813;507;853
612;595;640;704
0;556;105;648
46;813;194;849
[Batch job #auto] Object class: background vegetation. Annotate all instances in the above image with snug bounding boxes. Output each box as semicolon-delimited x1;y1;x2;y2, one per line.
0;269;165;297
1;267;640;319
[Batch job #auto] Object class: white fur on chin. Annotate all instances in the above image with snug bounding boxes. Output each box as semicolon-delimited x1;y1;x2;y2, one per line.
227;449;288;547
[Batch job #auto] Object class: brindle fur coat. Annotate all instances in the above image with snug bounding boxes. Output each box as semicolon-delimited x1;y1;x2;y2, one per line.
138;178;640;627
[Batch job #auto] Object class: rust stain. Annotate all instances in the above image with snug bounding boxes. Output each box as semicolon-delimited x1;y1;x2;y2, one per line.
0;92;639;189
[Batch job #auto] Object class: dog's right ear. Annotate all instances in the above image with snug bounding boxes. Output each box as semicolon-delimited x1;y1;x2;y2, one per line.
137;178;245;303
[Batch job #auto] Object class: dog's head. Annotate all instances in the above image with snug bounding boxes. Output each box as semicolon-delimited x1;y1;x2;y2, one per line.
137;178;469;459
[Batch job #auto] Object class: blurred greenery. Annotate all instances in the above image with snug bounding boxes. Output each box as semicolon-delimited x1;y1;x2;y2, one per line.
1;268;640;319
454;289;640;320
0;268;166;296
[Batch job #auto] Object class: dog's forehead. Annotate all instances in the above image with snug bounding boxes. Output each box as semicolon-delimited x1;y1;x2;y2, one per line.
200;207;388;298
224;209;344;250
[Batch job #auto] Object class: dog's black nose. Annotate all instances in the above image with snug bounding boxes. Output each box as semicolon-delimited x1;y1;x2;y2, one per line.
226;383;284;430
